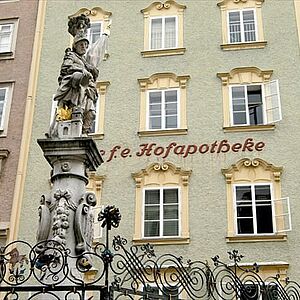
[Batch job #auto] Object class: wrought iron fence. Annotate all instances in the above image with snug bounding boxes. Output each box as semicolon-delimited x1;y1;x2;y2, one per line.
1;206;300;300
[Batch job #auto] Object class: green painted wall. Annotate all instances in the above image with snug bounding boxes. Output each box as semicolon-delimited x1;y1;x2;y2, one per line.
19;0;300;279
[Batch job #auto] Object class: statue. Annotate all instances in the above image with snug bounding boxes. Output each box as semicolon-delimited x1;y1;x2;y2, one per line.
49;14;109;137
35;14;105;277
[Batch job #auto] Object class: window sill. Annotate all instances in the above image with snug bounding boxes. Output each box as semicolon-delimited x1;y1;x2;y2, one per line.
223;124;275;133
138;128;188;137
141;47;186;58
226;234;287;243
0;51;14;59
88;133;104;140
221;41;267;51
133;236;190;245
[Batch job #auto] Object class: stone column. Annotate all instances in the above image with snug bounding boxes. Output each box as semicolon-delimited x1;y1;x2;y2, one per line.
35;109;103;299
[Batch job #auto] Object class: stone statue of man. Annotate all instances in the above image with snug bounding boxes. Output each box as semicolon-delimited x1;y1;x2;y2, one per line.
49;14;109;136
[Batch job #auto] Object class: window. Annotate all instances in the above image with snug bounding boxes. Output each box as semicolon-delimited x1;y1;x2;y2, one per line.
148;89;179;130
138;73;189;136
230;81;281;127
87;21;102;45
144;188;179;238
141;1;186;57
228;9;257;43
235;184;274;235
150;16;177;49
132;162;191;244
217;67;281;132
217;0;266;50
0;83;13;135
0;19;17;57
222;158;291;242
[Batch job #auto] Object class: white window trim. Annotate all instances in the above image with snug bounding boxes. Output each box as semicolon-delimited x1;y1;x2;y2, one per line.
0;83;13;134
229;83;265;126
227;8;258;44
149;15;178;50
93;95;100;134
0;86;9;130
0;19;18;56
233;183;276;236
142;186;181;239
229;81;281;127
146;88;180;131
274;197;292;233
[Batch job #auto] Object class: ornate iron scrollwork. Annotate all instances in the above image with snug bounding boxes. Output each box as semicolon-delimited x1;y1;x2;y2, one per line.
0;207;298;299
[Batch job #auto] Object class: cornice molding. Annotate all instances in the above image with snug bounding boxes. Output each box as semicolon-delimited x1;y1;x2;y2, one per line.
222;158;283;183
141;0;186;13
217;67;273;85
132;162;192;187
217;0;264;8
69;7;112;20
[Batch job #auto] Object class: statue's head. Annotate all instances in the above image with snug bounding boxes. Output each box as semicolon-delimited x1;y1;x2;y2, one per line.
73;39;89;56
68;14;90;52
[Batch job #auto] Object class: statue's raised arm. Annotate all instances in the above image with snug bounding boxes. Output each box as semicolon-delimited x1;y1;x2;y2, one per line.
48;14;109;138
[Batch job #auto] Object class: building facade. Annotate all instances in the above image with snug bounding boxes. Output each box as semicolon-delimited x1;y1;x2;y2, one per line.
0;0;42;244
14;0;300;287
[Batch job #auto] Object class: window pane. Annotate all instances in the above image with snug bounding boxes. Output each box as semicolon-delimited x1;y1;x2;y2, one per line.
149;92;162;117
256;205;273;233
149;91;162;104
145;206;160;221
164;17;176;48
151;18;162;49
255;185;273;233
145;190;160;204
89;23;102;44
247;85;263;125
233;111;247;124
163;220;178;236
149;104;162;116
150;117;162;129
255;185;271;201
144;221;160;237
164;205;178;219
243;10;256;42
232;86;247;125
237;218;254;234
229;11;241;43
165;90;177;103
165;116;177;128
165;90;178;128
236;186;252;201
0;88;6;126
149;92;162;129
237;206;253;217
165;102;177;115
164;189;178;204
0;24;13;52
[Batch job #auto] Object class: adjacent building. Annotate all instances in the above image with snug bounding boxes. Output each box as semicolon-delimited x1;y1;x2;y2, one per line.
13;0;300;289
0;0;42;244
